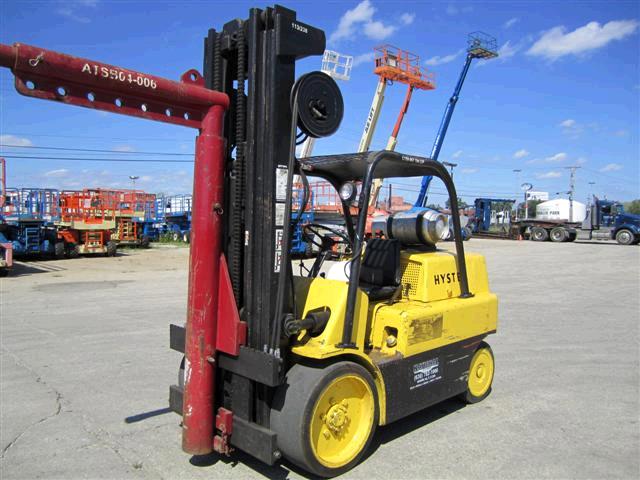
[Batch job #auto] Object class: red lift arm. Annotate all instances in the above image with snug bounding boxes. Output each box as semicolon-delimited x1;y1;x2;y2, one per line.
0;43;244;455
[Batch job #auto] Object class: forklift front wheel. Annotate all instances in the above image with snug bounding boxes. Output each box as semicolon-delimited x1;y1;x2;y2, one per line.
271;362;378;477
460;342;494;404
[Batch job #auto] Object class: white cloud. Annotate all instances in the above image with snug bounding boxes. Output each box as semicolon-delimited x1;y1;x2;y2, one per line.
400;13;415;25
446;4;472;15
56;8;91;23
460;168;478;174
329;0;375;43
497;40;519;60
545;152;567;163
613;129;628;137
0;134;33;147
559;119;576;128
352;52;375;67
513;149;529;159
363;21;396;40
44;169;69;178
576;157;588;165
527;20;640;60
452;150;463;159
425;49;464;66
504;17;519;29
112;144;135;152
537;171;563;179
600;163;623;172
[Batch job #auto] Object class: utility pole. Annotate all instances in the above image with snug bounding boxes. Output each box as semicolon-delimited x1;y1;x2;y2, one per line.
565;166;580;222
513;169;522;221
442;161;458;180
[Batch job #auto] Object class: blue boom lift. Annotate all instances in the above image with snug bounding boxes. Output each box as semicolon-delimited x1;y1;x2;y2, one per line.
414;33;498;209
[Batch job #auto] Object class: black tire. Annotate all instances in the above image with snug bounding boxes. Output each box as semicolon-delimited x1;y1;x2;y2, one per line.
530;226;549;242
68;244;80;259
567;232;577;242
463;226;473;241
183;232;190;244
0;268;8;277
550;227;568;243
271;362;378;478
140;236;150;249
172;231;180;242
459;341;494;404
106;241;118;257
54;242;65;259
615;229;634;246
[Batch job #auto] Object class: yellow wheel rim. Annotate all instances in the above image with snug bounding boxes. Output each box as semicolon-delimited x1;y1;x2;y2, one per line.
310;374;375;469
468;348;494;398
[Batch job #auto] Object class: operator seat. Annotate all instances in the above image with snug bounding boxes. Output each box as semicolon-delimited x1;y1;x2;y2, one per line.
359;239;401;301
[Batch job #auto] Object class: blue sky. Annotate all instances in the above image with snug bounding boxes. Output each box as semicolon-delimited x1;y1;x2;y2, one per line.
1;0;638;206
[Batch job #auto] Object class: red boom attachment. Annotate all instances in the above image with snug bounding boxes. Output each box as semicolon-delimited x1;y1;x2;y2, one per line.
0;43;243;455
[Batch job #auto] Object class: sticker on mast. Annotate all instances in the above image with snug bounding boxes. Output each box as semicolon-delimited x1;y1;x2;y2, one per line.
81;63;157;89
274;229;283;272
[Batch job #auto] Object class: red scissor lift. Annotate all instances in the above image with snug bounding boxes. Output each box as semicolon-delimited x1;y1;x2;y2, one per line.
111;190;156;248
57;188;119;256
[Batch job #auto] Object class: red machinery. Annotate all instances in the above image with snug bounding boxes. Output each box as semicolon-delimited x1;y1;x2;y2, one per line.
57;188;119;256
0;38;233;453
111;189;156;247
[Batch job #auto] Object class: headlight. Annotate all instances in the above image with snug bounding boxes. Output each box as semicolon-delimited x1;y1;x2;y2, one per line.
338;182;356;202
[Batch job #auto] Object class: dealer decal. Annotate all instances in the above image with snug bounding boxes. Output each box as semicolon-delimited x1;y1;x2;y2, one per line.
410;357;442;390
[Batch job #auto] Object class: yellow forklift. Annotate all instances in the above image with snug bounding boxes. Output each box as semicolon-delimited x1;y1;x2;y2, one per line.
168;6;498;477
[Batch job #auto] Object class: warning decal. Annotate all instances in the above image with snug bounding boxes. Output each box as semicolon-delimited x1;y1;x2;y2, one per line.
275;167;288;201
274;229;283;272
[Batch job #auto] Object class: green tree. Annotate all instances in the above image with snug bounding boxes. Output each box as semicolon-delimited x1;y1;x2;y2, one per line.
624;199;640;215
517;199;544;219
445;197;468;210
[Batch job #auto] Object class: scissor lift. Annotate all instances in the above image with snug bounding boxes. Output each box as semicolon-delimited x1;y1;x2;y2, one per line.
2;187;63;258
111;190;157;247
157;194;192;242
57;189;118;256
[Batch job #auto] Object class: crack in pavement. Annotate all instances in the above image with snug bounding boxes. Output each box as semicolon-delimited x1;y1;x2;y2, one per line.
0;347;64;460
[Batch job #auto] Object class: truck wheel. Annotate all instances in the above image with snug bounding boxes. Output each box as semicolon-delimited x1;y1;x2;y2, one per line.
463;226;472;241
54;242;66;259
271;362;378;478
550;227;568;243
68;244;80;259
459;342;494;404
140;236;151;248
172;231;180;242
106;241;118;257
530;227;548;242
567;232;577;242
615;229;634;246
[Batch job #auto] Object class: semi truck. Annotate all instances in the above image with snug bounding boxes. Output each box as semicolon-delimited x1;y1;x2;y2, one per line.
513;197;639;245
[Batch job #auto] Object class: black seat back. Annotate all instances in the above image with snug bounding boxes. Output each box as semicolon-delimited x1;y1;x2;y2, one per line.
359;239;401;288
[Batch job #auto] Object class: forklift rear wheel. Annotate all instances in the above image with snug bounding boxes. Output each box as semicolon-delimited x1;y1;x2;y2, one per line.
271;362;378;478
530;227;548;242
459;342;494;404
615;229;634;246
140;236;151;248
550;227;568;243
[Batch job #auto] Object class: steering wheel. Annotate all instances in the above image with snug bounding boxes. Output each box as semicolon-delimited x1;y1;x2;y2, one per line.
303;223;352;251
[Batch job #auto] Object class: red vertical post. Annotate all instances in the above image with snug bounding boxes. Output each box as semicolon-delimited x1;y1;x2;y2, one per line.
182;104;226;455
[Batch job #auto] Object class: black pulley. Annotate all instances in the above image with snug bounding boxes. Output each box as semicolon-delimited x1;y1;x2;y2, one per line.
292;71;343;138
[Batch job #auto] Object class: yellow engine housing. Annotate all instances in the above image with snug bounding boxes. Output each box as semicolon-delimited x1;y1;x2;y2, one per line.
291;249;498;425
